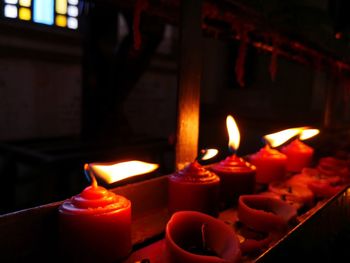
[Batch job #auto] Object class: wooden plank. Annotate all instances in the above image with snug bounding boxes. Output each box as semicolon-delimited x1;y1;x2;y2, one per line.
175;0;203;169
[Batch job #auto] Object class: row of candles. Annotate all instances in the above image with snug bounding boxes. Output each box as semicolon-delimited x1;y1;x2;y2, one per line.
58;115;321;263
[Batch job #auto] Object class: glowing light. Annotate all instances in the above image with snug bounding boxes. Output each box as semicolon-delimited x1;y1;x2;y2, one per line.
200;149;219;161
19;0;31;7
67;5;78;17
90;161;159;184
67;17;78;29
299;129;320;141
56;15;67;27
33;0;54;25
19;7;31;20
56;0;67;15
5;0;18;4
4;5;18;18
264;128;302;148
68;0;78;5
226;115;240;151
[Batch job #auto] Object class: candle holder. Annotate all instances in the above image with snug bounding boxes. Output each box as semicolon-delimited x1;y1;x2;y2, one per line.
165;211;241;263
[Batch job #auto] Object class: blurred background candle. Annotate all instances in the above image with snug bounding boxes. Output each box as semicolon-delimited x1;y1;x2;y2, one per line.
168;149;220;216
210;115;256;207
59;164;132;263
249;128;300;184
281;128;320;173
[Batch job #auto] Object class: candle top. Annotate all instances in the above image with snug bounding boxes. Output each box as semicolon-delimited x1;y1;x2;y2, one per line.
211;154;256;174
59;185;131;215
251;145;287;160
170;161;220;183
281;139;313;153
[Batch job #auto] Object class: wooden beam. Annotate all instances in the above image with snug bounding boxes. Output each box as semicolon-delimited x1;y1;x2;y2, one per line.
175;0;203;169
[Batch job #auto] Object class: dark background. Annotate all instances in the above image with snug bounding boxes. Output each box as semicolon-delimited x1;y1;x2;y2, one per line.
0;0;350;214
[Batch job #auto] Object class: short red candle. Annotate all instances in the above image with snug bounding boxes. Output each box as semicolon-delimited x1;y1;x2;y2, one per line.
237;195;297;233
210;155;256;206
58;180;132;263
280;139;314;173
249;145;287;184
168;161;220;216
165;211;241;263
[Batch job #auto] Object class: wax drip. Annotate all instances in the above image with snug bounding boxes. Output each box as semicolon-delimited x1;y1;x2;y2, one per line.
133;0;149;51
84;163;98;188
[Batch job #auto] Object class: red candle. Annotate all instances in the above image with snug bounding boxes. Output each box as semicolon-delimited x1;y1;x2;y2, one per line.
280;128;319;173
249;145;287;184
210;115;256;206
58;165;132;263
210;155;256;206
268;180;314;208
165;211;241;263
237;195;297;233
280;139;313;172
168;161;220;216
249;128;304;184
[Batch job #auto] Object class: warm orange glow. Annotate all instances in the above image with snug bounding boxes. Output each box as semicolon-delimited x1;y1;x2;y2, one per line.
226;115;240;151
264;128;302;148
200;149;219;161
299;129;320;140
90;161;159;184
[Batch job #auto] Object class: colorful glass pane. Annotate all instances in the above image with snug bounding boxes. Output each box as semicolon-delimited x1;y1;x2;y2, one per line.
33;0;54;25
55;14;66;27
19;7;31;20
19;0;31;7
4;4;17;18
56;0;67;15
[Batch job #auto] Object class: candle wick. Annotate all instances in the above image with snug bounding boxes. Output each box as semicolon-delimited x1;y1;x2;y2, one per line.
201;223;207;251
195;149;207;162
84;163;98;188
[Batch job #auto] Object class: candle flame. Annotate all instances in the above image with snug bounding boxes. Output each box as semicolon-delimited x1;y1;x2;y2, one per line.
90;160;159;184
264;128;302;148
226;115;240;152
200;149;219;161
299;128;320;140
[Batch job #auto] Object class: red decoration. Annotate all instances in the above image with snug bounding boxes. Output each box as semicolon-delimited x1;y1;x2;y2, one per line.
133;0;149;50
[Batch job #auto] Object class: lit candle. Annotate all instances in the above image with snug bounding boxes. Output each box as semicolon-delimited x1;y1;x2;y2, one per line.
210;115;256;207
58;164;132;263
165;211;241;263
237;195;297;233
280;128;320;173
168;149;221;216
249;128;301;184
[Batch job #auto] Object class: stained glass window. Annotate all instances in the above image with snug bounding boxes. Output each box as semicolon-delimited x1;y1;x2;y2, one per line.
3;0;79;29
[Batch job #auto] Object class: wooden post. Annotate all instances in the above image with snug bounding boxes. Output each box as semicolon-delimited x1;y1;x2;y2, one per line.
175;0;203;170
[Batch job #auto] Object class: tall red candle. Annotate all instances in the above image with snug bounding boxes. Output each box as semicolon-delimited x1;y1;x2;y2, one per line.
210;115;256;206
168;160;220;216
58;165;132;263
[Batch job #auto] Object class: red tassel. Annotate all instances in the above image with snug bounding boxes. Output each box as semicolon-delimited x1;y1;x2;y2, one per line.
133;0;149;51
235;27;248;87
